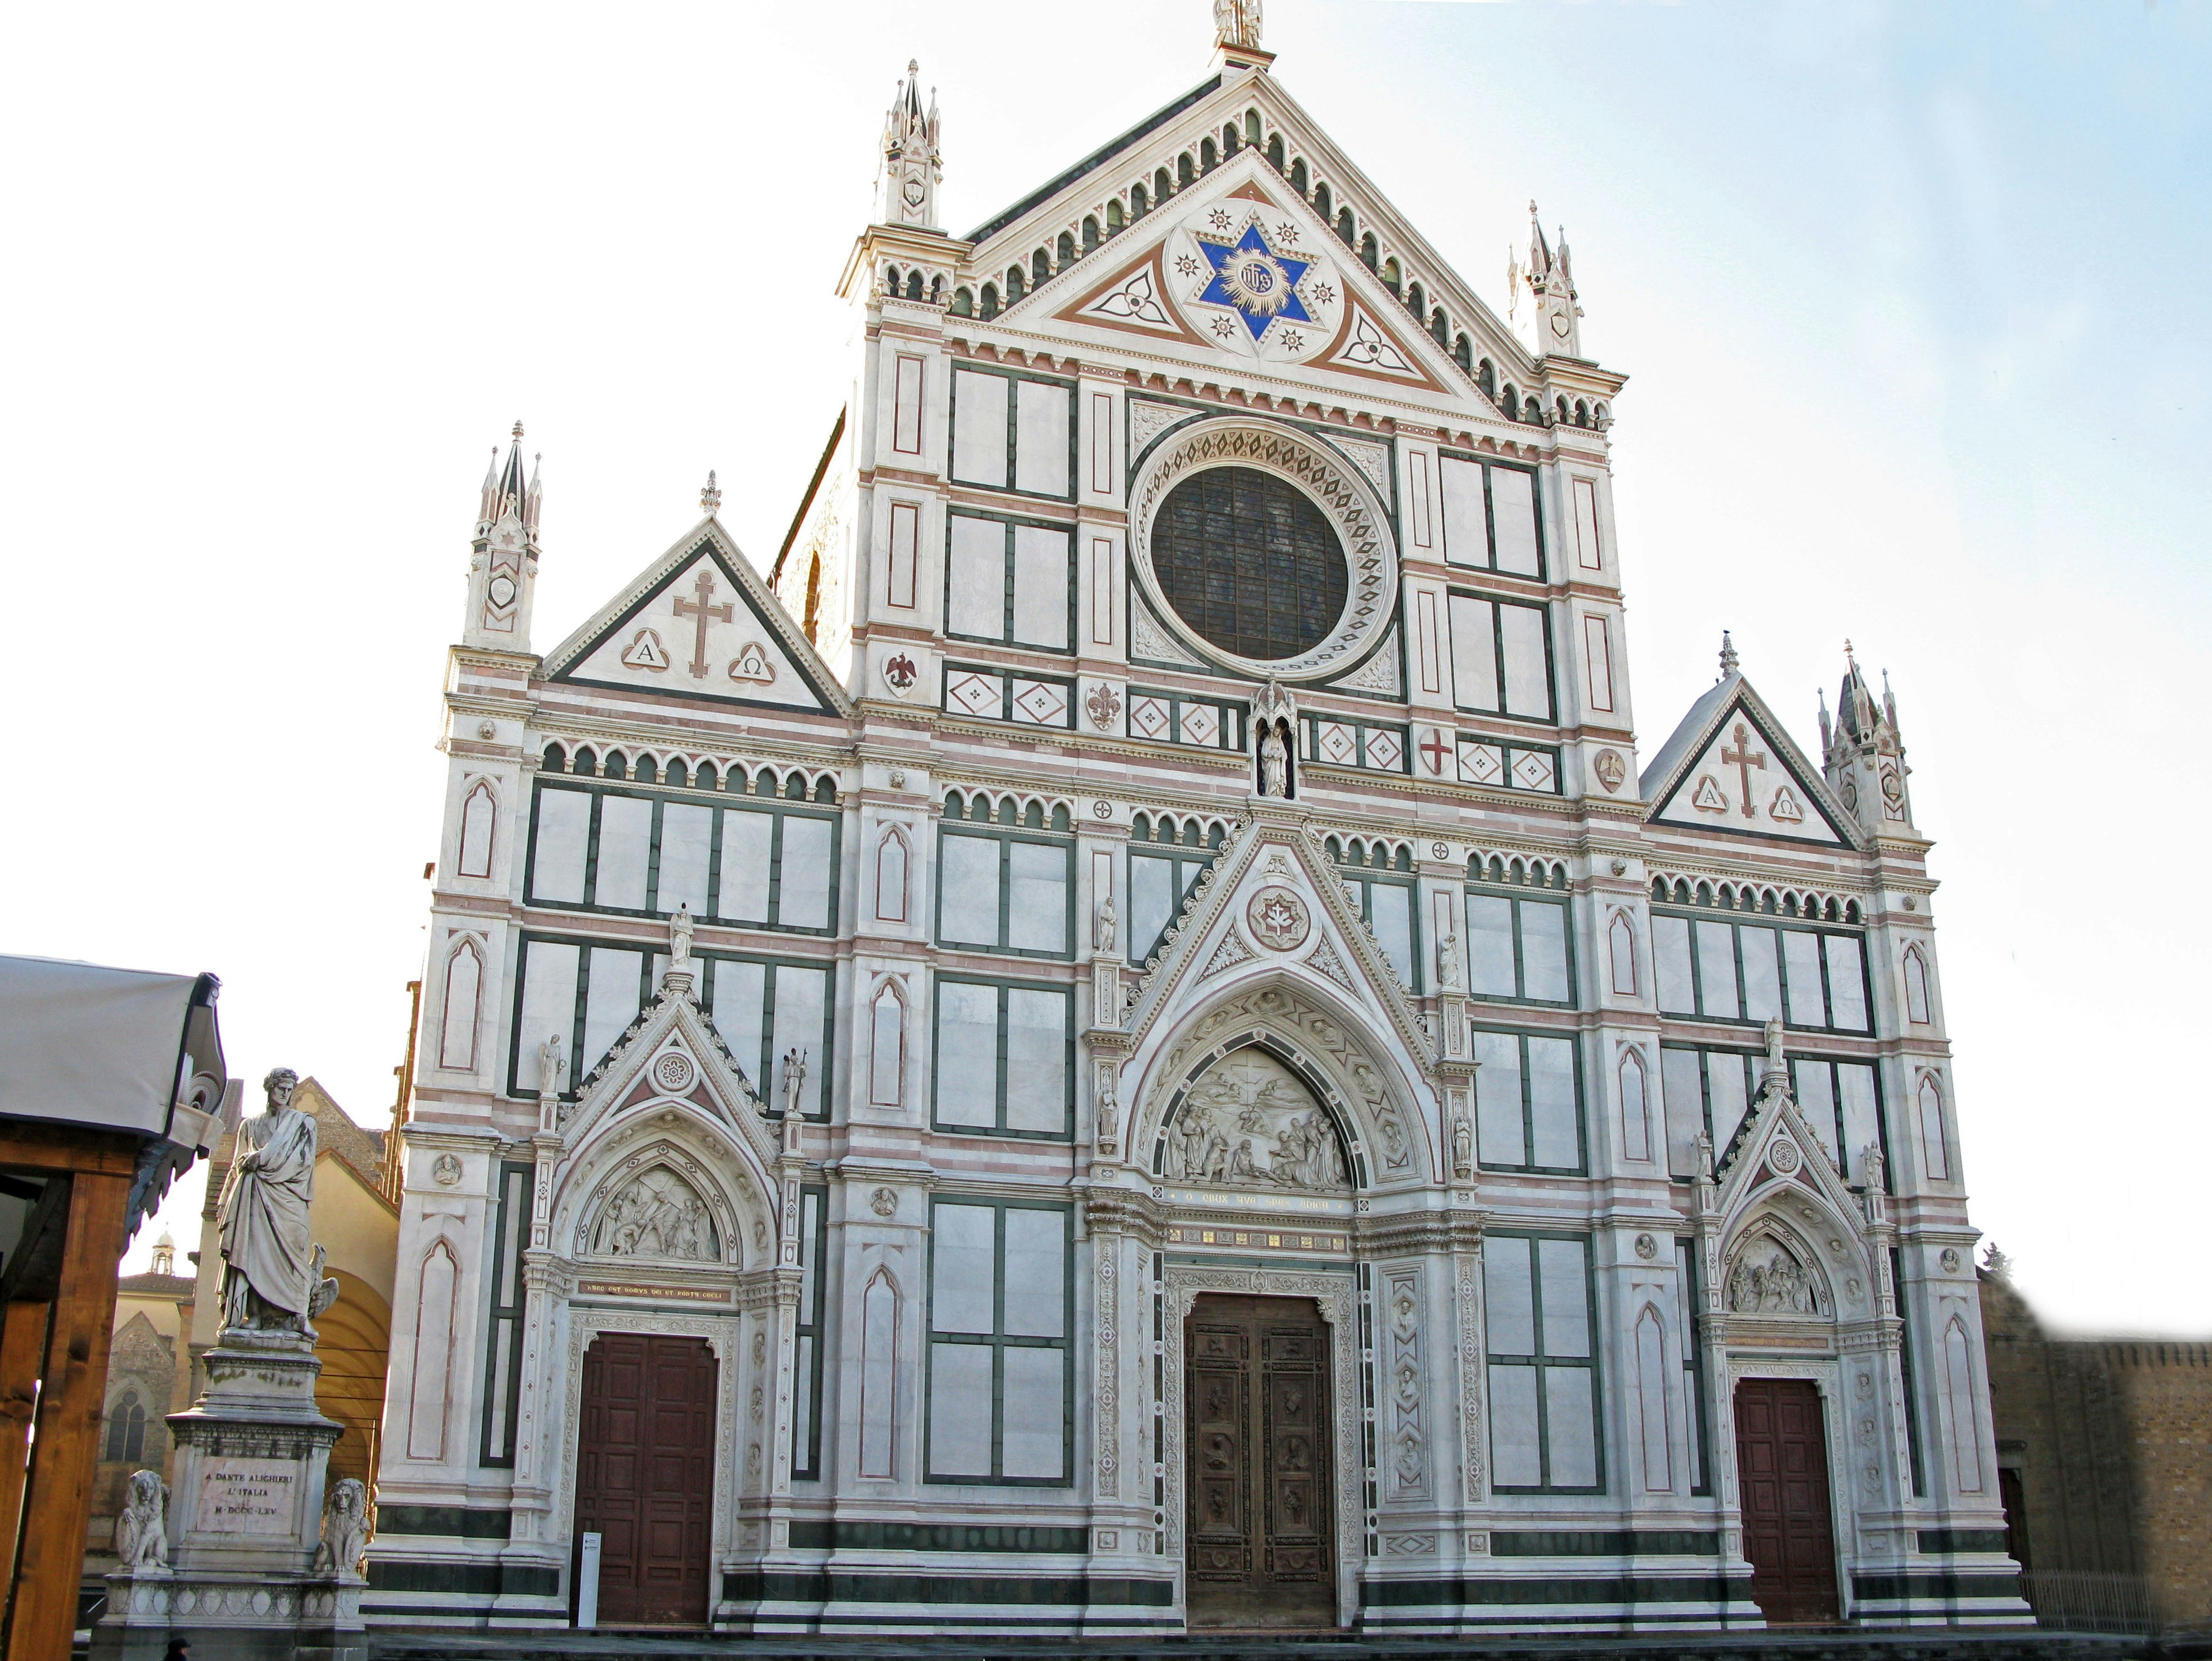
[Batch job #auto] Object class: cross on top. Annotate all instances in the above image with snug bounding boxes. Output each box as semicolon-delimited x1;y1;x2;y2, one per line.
671;570;733;679
1721;721;1766;819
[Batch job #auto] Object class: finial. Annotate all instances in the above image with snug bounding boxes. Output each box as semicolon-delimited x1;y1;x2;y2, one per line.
1843;637;1856;667
512;419;525;440
1718;630;1740;678
701;469;722;514
1529;198;1539;219
907;56;918;74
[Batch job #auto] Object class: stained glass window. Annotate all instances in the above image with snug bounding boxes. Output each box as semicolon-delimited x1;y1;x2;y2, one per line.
1152;466;1346;661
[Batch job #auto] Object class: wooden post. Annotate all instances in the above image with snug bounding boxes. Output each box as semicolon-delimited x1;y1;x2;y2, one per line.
0;1299;50;1599
6;1171;129;1661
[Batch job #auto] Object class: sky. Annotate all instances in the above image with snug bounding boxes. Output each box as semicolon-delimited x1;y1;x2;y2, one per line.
2;1;2205;1333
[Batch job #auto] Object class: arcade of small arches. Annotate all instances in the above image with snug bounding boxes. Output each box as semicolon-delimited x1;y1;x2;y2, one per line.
938;789;1073;831
537;741;840;804
1650;873;1866;925
885;103;1607;432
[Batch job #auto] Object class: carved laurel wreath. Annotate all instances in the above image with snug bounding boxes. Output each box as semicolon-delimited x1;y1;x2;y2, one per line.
1128;418;1397;680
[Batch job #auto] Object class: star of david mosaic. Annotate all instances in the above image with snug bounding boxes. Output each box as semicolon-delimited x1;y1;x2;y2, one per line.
1194;222;1316;343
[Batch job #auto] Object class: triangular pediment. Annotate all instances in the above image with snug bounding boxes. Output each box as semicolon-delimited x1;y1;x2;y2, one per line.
560;973;781;1179
1021;148;1464;398
1713;1068;1874;1257
544;519;848;714
1122;817;1434;1074
1646;675;1856;847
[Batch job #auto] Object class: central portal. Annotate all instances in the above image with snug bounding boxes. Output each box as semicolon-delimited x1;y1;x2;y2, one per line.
575;1333;717;1627
1184;1294;1335;1629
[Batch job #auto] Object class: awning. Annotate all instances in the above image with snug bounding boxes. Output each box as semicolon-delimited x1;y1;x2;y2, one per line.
0;954;228;1146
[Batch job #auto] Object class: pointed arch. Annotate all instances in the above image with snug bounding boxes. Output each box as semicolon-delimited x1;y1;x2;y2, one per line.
869;977;907;1107
1618;1045;1652;1163
1916;1070;1950;1180
859;1266;900;1478
457;779;497;879
1943;1315;1986;1493
874;823;910;923
1633;1304;1672;1493
1608;909;1638;997
1903;945;1932;1024
406;1239;459;1461
437;933;484;1072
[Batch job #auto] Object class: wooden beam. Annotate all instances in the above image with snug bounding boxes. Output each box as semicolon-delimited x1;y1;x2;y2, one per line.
0;1300;50;1609
0;1122;140;1178
5;1170;128;1661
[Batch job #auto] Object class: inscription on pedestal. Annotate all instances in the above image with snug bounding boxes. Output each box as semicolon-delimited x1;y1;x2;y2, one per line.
195;1460;300;1535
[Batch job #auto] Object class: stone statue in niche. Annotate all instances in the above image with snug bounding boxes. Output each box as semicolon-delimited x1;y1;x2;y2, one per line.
312;1477;371;1579
781;1047;808;1118
538;1032;566;1098
669;901;696;966
1162;1049;1349;1194
1095;892;1118;955
1728;1235;1821;1315
113;1469;169;1570
1096;1071;1119;1156
1259;721;1289;797
216;1068;324;1335
593;1167;716;1261
1451;1113;1472;1179
1437;931;1461;993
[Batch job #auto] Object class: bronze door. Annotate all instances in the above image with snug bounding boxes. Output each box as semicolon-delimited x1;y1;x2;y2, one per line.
576;1334;717;1626
1184;1295;1335;1629
1734;1378;1841;1625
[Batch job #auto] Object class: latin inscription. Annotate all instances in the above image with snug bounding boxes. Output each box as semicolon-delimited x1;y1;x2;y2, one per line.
195;1459;298;1536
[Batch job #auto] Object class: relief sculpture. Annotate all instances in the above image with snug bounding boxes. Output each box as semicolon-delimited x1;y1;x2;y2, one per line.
1163;1049;1350;1193
592;1166;718;1261
1727;1234;1823;1315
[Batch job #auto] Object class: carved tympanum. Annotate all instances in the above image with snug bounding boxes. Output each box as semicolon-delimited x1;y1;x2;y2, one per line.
590;1166;718;1262
1162;1049;1350;1194
1726;1233;1824;1316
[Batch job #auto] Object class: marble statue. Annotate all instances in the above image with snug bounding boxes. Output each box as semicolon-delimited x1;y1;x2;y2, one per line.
669;901;695;966
1437;931;1461;992
312;1478;370;1579
781;1047;808;1118
1095;892;1117;955
1213;0;1262;49
538;1031;566;1098
1259;721;1289;797
1452;1112;1472;1177
216;1068;318;1333
113;1469;169;1570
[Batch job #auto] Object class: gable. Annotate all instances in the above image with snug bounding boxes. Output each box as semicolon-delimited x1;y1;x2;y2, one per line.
546;528;843;714
1649;694;1850;847
1034;155;1459;398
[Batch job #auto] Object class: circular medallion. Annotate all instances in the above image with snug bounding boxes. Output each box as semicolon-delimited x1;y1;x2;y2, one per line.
1130;418;1397;681
487;573;517;608
431;1152;463;1187
1246;887;1310;951
1634;1233;1658;1261
870;1186;899;1218
653;1051;697;1094
1940;1247;1962;1274
1768;1138;1802;1174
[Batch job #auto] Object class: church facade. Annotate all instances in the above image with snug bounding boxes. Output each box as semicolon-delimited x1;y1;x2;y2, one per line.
367;17;2020;1636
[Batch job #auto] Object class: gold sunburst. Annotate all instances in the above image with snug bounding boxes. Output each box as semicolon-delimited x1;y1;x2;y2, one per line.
1216;249;1294;317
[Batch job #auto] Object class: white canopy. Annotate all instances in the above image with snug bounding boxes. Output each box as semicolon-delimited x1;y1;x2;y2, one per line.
0;954;227;1145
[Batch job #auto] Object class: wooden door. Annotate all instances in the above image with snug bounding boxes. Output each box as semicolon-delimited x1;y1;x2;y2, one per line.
576;1333;717;1626
1184;1295;1335;1629
1734;1378;1840;1625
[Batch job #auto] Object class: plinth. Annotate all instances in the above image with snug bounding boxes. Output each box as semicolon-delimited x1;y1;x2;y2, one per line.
94;1330;363;1661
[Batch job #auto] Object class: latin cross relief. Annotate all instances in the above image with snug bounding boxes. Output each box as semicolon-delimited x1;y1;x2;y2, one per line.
1652;698;1843;845
1721;722;1767;819
672;570;734;679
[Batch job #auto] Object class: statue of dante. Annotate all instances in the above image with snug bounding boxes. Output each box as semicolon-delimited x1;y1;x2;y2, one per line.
217;1068;317;1332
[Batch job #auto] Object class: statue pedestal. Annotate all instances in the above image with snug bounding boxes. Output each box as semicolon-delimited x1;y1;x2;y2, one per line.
93;1331;363;1661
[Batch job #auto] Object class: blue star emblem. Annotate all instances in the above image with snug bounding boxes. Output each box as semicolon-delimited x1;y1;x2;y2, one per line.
1195;223;1315;342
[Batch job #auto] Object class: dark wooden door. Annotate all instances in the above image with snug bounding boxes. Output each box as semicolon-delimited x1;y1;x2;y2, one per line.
1734;1378;1840;1625
576;1333;716;1626
1184;1295;1335;1629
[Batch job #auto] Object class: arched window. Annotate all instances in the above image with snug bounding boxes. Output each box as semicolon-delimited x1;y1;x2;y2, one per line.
1177;153;1195;187
601;748;627;778
1006;266;1025;300
540;742;566;775
1152;168;1169;204
1381;258;1402;296
951;286;974;317
1131;183;1149;218
1478;359;1496;397
1501;383;1518;419
905;270;924;301
1574;399;1589;426
1359;233;1378;270
874;827;909;923
1336;207;1355;245
1056;231;1076;267
105;1391;146;1462
1200;137;1218;171
1608;911;1638;997
869;979;906;1107
1918;1073;1950;1180
1222;123;1240;154
1618;1049;1651;1162
1524;395;1543;423
883;263;900;294
457;780;496;879
929;275;944;305
1266;134;1285;171
1903;947;1932;1024
979;282;999;319
1556;395;1571;423
1289;157;1307;192
1105;199;1124;234
1080;217;1099;252
1403;277;1420;310
1031;249;1050;285
1245;111;1263;146
1431;307;1449;345
1453;334;1472;370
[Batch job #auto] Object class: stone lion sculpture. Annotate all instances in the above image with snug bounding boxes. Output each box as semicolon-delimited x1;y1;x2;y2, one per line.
113;1469;169;1570
312;1477;371;1578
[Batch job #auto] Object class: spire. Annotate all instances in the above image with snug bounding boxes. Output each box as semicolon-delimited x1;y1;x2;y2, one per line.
463;419;541;653
876;59;942;229
1718;630;1740;680
1527;200;1585;357
1820;642;1915;835
701;469;722;516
